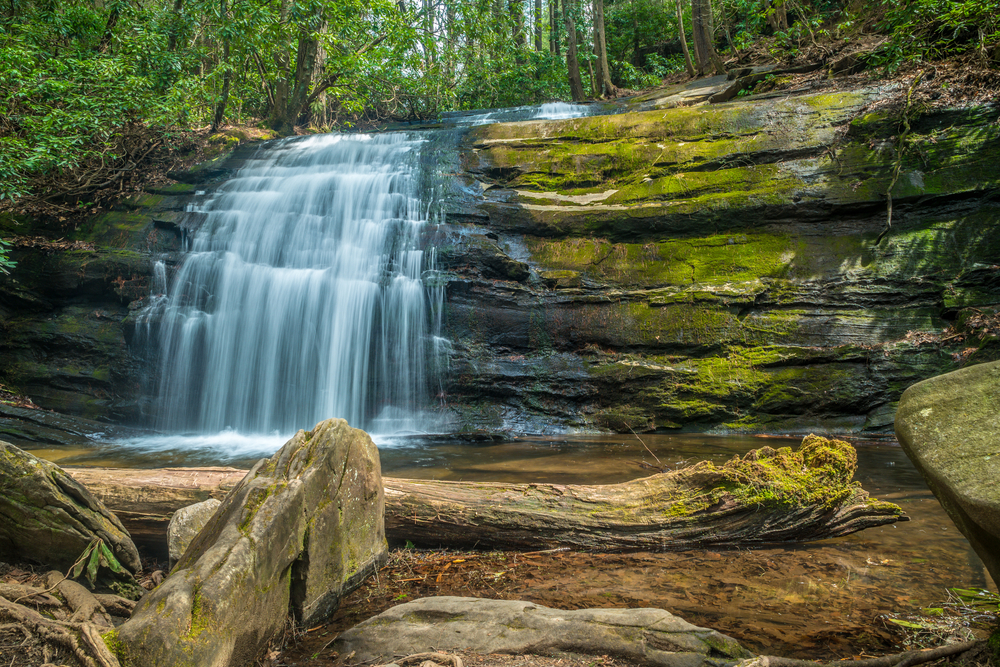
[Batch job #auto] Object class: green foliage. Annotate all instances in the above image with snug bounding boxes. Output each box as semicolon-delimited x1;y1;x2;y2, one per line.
644;53;687;77
611;60;661;90
4;0;997;210
70;537;131;589
0;239;14;275
870;0;1000;71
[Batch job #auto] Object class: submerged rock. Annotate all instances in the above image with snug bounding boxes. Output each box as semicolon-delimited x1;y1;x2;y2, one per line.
333;596;752;666
0;440;141;575
115;419;387;667
895;361;1000;586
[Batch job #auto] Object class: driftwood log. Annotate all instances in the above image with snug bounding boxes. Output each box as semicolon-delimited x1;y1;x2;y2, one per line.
67;435;904;552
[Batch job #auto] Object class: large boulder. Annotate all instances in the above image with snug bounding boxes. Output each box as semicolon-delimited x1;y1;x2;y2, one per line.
115;419;387;667
895;361;1000;586
0;440;141;575
333;596;751;666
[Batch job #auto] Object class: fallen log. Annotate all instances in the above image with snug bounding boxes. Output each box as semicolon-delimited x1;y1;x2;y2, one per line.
66;435;904;552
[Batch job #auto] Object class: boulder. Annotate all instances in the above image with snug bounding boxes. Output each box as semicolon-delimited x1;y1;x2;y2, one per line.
895;361;1000;586
167;498;221;569
333;596;751;666
115;419;387;667
0;441;141;576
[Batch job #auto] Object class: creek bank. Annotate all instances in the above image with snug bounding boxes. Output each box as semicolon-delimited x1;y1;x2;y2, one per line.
895;360;1000;587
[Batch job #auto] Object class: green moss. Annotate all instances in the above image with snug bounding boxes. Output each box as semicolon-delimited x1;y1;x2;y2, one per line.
102;628;132;665
238;484;279;534
526;232;798;288
185;585;211;640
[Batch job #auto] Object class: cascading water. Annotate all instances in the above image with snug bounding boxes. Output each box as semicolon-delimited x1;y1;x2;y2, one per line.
151;132;443;438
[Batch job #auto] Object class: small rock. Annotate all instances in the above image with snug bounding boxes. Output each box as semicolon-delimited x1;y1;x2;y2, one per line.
167;498;222;569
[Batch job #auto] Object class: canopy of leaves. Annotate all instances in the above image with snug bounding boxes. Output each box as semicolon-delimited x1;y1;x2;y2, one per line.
0;0;996;211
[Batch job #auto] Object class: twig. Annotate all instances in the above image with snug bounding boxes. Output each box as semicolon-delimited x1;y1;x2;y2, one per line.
627;424;662;466
519;547;570;556
875;69;925;246
762;640;977;667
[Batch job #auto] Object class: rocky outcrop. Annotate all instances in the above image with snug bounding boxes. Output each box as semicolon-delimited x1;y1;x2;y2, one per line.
895;361;1000;586
437;89;1000;434
0;441;140;576
0;139;271;427
333;596;752;666
167;498;221;569
2;85;999;438
115;418;386;667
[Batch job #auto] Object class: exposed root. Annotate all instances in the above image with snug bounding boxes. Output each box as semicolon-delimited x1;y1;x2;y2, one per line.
875;69;925;246
0;596;119;667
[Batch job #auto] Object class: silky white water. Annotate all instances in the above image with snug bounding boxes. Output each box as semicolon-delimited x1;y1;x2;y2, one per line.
150;132;442;438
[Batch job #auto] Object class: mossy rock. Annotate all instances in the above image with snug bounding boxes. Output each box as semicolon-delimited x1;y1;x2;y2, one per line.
117;419;387;667
0;441;141;576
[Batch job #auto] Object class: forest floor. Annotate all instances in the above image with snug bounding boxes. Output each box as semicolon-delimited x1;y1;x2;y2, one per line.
275;547;998;667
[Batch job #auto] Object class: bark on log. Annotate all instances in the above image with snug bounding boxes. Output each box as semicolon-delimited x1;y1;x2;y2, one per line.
67;436;904;552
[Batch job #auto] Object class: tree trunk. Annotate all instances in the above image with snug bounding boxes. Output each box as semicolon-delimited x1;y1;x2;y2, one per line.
675;0;695;77
167;0;184;51
511;0;525;46
66;437;904;553
212;0;231;131
766;0;787;32
563;0;586;101
534;0;543;50
691;0;724;75
551;0;561;57
592;0;617;97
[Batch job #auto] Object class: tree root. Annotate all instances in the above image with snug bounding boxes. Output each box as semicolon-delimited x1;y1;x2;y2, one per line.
875;69;925;246
0;589;121;667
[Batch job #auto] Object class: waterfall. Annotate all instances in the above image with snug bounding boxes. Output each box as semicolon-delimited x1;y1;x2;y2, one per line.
152;132;441;436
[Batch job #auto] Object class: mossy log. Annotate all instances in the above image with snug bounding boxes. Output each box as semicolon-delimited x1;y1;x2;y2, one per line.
68;436;904;552
383;435;905;550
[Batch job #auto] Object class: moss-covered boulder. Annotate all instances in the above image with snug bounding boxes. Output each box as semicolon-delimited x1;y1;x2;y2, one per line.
0;441;140;575
115;418;386;667
895;361;1000;586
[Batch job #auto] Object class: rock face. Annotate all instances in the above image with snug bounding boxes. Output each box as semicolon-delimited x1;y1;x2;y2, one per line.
0;139;264;428
438;90;1000;434
333;596;752;666
115;419;387;667
0;441;141;575
167;498;221;569
895;361;1000;586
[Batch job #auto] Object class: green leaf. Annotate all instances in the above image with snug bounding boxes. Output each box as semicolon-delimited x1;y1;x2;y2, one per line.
99;541;129;575
85;541;101;588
